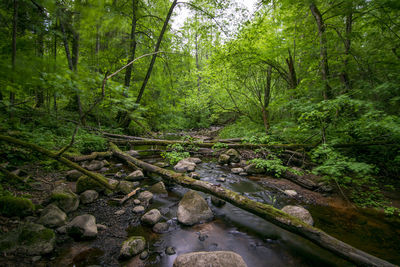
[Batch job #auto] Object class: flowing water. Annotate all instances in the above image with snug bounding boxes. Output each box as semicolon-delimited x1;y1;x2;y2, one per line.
53;161;400;267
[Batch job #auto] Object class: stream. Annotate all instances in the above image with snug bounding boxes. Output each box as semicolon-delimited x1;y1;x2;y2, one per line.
52;160;400;267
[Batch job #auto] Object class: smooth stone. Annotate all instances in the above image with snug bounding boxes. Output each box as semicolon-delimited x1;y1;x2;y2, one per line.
38;204;67;228
126;170;145;181
281;205;314;225
231;167;244;174
174;159;196;173
173;251;247;267
141;209;161;225
133;206;145;213
152;222;169;233
66;214;98;239
80;190;99;204
218;154;230;164
150;181;168;195
185;157;202;164
115;209;126;216
83;160;104;171
284;190;298;197
226;149;240;163
140;250;149;260
165;246;176;255
117;181;138;195
239;172;247;176
134;199;141;205
217;177;226;182
66;170;82;181
177;190;213;226
138;191;153;203
50;184;79;213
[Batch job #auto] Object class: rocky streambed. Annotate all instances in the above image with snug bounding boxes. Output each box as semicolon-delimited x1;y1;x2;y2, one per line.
1;153;399;267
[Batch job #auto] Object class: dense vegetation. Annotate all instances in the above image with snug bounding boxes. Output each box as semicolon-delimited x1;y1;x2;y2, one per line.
0;0;399;214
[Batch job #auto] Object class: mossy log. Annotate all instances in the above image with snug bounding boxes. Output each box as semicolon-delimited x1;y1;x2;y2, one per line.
63;151;113;162
0;165;26;183
0;135;115;190
110;142;395;267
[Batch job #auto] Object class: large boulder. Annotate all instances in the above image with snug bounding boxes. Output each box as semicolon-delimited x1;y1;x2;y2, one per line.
281;205;314;225
177;190;213;226
50;184;79;213
185;157;202;164
243;163;265;175
66;170;83;181
141;209;161;225
173;251;247;267
119;236;146;259
126;170;145;181
80;190;99;204
226;149;240;163
174;159;196;173
38;204;67;228
66;214;98;239
149;181;168;195
0;223;55;256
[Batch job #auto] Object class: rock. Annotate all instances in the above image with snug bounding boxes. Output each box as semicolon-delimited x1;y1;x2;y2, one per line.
0;196;35;217
102;160;110;166
114;171;126;179
239;172;247;176
177;190;213;226
165;246;176;255
173;251;247;267
0;223;55;256
139;250;148;260
119;236;146;259
32;255;41;262
226;149;240;163
185;157;202;164
56;225;67;234
96;224;107;231
150;181;168;195
66;214;98;239
38;204;67;228
80;190;99;204
138;191;153;203
218;154;230;164
134;199;141;205
283;190;297;197
154;162;169;168
217;177;226;182
133;206;145;213
117;181;138;194
99;167;109;173
126;150;139;157
211;196;226;207
281;205;314;225
188;172;200;179
231;167;244;174
141;209;161;225
115;209;126;216
50;184;79;213
198;233;208;241
174;159;196;173
152;222;169;233
239;160;247;167
126;170;145;181
66;170;82;181
244;164;265;175
83;160;104;171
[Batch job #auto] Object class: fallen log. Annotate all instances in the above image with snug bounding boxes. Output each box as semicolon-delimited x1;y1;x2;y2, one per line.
64;151;113;162
0;135;115;190
0;165;26;183
109;142;395;267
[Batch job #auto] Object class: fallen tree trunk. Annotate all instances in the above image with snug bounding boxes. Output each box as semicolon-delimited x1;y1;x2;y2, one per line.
63;151;113;162
0;135;115;190
110;142;395;267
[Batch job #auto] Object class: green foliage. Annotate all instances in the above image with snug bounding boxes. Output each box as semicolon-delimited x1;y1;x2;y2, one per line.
250;156;288;178
0;196;35;217
212;142;228;150
161;144;190;165
219;118;265;138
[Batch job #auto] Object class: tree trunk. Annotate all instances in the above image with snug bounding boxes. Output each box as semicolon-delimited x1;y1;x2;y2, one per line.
0;135;115;190
135;0;178;104
124;0;137;89
285;49;297;89
35;17;45;108
262;66;272;134
109;143;395;267
60;21;74;71
10;0;18;108
340;12;352;92
310;3;332;100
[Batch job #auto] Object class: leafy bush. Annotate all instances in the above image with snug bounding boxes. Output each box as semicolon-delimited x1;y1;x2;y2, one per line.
250;155;288;177
212;142;228;150
161;144;190;165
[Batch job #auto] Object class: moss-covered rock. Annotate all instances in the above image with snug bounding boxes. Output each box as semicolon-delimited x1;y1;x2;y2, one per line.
0;223;55;255
0;196;35;217
50;184;79;213
76;175;106;194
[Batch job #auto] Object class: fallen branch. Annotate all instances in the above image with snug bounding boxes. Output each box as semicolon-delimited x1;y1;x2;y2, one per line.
109;142;395;267
111;187;141;205
0;165;26;183
0;135;115;190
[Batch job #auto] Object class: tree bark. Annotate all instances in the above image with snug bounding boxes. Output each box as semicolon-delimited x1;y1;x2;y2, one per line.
109;143;395;267
10;0;18;108
0;135;115;190
124;0;137;89
285;49;297;89
340;12;352;92
135;0;178;104
262;66;272;134
310;3;332;100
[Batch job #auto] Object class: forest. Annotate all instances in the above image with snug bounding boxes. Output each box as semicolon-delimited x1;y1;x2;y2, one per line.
0;0;399;266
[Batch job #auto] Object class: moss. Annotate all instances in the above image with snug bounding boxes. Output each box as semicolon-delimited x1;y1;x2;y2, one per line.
50;192;72;201
18;227;55;246
76;175;106;194
0;196;35;217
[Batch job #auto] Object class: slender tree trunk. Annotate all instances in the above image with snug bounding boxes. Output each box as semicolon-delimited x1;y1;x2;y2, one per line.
10;0;18;108
124;0;137;89
310;3;332;100
195;30;201;92
60;21;74;71
35;19;45;108
285;49;297;89
262;66;272;134
340;12;352;92
53;23;57;112
135;0;178;104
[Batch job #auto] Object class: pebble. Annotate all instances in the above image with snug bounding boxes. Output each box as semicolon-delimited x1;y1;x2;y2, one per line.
140;251;149;260
32;256;41;262
133;206;145;213
114;209;126;216
217;177;226;182
165;246;176;255
134;199;141;205
198;233;208;241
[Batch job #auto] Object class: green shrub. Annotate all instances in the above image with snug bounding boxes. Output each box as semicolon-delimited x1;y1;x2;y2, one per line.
250;156;288;178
